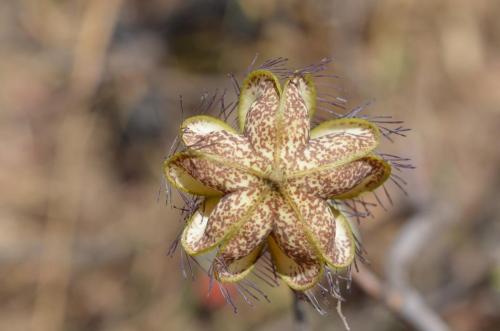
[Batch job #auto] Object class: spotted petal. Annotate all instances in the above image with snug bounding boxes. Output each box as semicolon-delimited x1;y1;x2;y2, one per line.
269;193;323;290
181;187;268;255
181;115;268;174
330;209;356;268
290;118;380;173
268;236;322;291
164;153;220;196
164;152;264;195
287;155;391;199
181;197;219;254
214;193;275;282
214;245;264;282
282;188;338;267
277;75;315;170
238;70;281;163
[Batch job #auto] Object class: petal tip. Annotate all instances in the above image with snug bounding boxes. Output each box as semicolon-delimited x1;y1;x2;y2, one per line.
238;70;281;131
327;211;356;269
180;115;236;147
163;152;223;196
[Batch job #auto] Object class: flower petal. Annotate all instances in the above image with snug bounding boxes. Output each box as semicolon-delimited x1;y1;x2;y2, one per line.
214;193;275;282
181;197;219;254
214;245;264;282
277;75;315;170
180;115;269;173
282;188;336;267
238;70;281;163
269;193;323;290
330;155;391;199
163;153;221;196
330;209;356;268
289;118;380;173
268;236;322;291
164;152;264;195
287;155;391;199
181;187;269;255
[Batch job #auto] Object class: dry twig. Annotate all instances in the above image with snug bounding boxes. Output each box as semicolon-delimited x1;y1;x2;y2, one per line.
353;205;456;331
30;1;124;331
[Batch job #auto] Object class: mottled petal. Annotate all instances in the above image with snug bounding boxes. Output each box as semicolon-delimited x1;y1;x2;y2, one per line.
214;245;264;282
164;152;264;195
181;197;219;255
163;153;221;196
218;192;275;260
269;193;323;290
238;70;281;163
268;236;322;291
290;118;380;173
214;193;275;282
181;115;268;173
181;187;268;255
277;75;315;170
330;210;356;268
287;155;391;199
282;188;336;266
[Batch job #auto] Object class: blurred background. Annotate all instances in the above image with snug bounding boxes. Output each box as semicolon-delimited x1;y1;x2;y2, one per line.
1;0;500;330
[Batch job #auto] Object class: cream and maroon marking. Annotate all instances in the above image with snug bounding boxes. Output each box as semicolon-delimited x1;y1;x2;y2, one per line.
214;245;263;282
276;76;311;171
169;152;265;194
268;192;324;290
238;70;281;130
286;155;391;199
181;115;270;173
218;192;275;261
283;187;336;265
330;210;356;268
267;235;322;290
289;118;380;173
271;192;318;262
164;153;222;196
214;193;275;281
241;72;280;163
181;197;219;255
181;187;268;255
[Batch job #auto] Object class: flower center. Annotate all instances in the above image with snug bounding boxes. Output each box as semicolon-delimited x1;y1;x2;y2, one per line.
266;168;285;189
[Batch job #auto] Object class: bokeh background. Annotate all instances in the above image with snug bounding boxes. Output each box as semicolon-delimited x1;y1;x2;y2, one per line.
1;0;500;330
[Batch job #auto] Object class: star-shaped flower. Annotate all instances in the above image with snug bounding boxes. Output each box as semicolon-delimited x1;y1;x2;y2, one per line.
164;70;391;291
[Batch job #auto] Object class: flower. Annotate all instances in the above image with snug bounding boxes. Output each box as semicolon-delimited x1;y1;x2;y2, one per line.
164;69;391;291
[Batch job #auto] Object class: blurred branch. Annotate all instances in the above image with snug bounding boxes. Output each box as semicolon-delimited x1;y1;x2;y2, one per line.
353;205;456;331
292;291;309;331
386;205;456;331
70;0;125;101
30;1;124;331
354;263;449;331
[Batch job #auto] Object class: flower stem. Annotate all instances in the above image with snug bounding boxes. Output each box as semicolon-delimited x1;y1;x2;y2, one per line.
292;290;309;331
